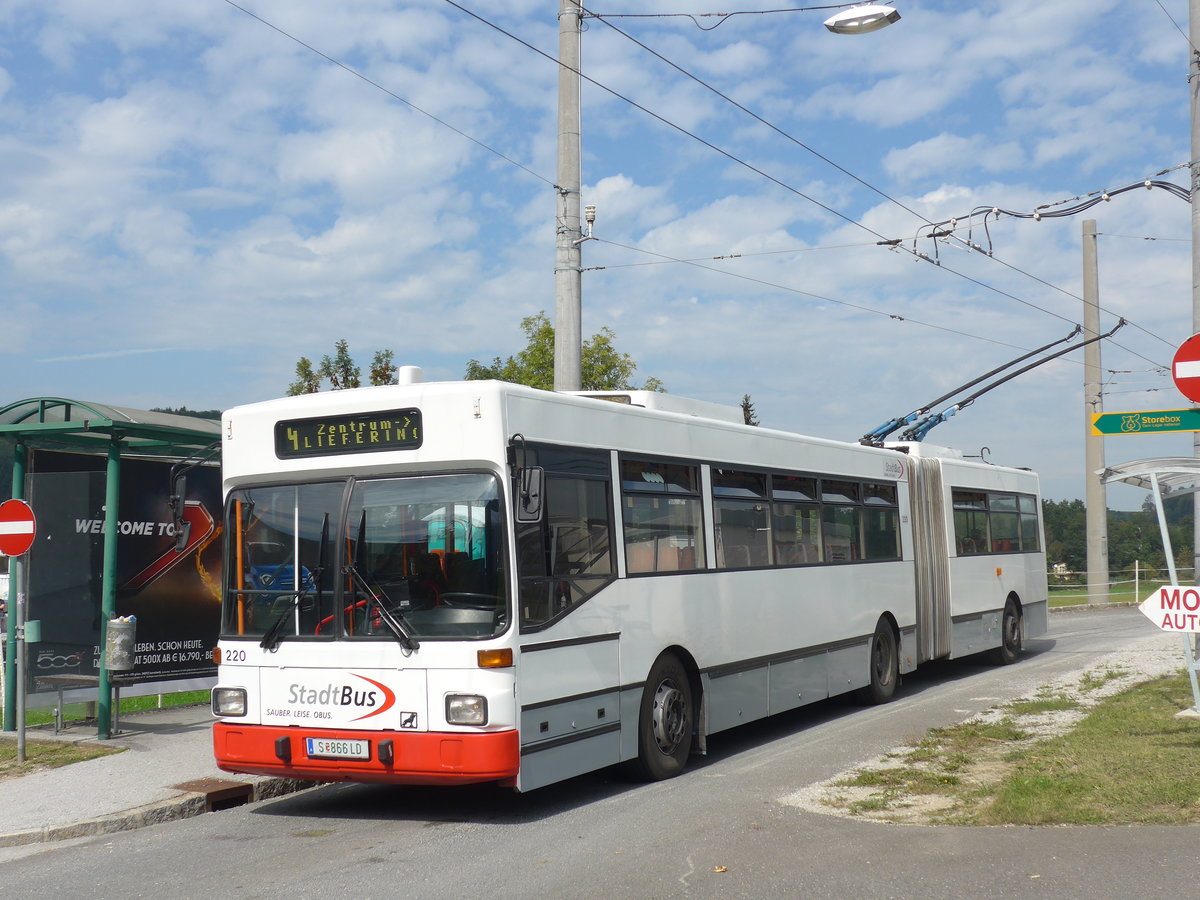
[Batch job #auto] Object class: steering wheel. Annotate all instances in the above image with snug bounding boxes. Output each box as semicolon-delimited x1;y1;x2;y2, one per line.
439;592;499;610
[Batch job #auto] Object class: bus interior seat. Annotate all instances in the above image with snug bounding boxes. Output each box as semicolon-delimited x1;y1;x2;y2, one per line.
723;545;751;568
444;551;476;591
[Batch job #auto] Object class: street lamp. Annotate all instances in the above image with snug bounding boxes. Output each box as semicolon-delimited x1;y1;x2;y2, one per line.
823;4;901;35
553;2;902;391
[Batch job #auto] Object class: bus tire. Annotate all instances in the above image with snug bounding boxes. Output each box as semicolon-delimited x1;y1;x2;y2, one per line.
631;654;694;781
857;619;898;705
989;598;1023;666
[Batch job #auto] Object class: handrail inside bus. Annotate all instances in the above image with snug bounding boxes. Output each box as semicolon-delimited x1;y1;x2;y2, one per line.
236;499;246;635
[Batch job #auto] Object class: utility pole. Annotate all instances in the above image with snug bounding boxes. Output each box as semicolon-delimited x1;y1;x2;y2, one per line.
1082;219;1109;604
548;4;899;393
1190;0;1200;584
554;0;584;392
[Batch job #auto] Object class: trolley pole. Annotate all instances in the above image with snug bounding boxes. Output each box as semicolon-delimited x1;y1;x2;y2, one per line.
1082;220;1108;604
553;0;584;392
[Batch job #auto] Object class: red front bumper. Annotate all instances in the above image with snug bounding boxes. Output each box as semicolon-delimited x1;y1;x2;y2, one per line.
213;721;520;786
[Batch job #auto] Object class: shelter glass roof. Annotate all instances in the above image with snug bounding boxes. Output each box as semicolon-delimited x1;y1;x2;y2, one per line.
1099;458;1200;499
0;397;220;459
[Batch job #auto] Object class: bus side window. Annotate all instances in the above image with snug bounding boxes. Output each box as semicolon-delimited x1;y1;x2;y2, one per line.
518;453;615;629
620;459;706;574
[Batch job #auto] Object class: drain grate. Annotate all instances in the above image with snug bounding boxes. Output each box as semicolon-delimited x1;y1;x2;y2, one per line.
172;778;254;812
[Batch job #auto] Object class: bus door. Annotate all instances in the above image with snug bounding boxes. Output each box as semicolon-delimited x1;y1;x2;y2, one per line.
512;444;621;790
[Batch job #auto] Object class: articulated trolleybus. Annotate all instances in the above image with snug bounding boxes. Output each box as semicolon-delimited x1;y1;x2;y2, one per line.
212;371;1047;790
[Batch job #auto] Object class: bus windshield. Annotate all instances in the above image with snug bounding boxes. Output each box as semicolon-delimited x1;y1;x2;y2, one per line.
224;473;507;642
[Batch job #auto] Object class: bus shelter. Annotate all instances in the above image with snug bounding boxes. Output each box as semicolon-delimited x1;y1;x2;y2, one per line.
1;398;220;738
1100;457;1200;712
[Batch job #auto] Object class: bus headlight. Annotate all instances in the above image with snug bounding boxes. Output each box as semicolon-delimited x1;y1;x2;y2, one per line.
212;687;247;717
446;694;488;726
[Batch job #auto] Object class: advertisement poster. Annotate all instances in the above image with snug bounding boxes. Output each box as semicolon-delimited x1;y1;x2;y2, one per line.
25;450;222;688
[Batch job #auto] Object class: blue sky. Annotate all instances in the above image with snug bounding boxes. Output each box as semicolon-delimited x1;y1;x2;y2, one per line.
0;0;1195;506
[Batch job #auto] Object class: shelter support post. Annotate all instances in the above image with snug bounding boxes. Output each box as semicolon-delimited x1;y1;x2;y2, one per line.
96;437;122;739
1101;459;1200;713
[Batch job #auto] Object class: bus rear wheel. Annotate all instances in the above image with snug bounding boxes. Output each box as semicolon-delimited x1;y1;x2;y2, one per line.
989;598;1023;665
857;619;898;705
631;654;694;781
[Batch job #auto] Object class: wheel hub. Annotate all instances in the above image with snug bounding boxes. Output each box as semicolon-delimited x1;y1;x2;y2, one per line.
652;680;686;753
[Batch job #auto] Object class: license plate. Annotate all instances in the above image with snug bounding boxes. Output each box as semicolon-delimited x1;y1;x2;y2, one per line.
305;737;370;760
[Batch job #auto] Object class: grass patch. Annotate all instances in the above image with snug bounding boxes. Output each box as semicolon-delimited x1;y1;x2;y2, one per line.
0;690;210;730
978;673;1200;825
0;739;122;781
849;795;895;814
1048;581;1169;607
913;718;1030;756
820;671;1200;826
1005;694;1080;716
1078;668;1126;692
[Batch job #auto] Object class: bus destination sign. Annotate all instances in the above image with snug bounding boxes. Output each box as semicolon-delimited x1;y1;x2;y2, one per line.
275;409;422;458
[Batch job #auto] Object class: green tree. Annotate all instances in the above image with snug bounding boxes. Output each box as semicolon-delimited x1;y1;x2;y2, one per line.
741;394;760;426
1042;495;1194;576
369;349;398;387
465;312;664;392
288;358;322;396
1041;498;1086;572
287;340;396;395
320;339;360;390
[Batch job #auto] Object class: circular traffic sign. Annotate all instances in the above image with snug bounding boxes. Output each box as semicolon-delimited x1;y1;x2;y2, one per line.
0;499;36;557
1172;333;1200;402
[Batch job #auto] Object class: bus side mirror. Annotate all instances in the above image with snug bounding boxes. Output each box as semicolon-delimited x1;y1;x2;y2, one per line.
169;474;192;552
516;466;544;523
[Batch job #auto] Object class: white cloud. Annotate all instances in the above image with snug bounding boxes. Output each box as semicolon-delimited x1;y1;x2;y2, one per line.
0;0;1192;504
884;133;1026;184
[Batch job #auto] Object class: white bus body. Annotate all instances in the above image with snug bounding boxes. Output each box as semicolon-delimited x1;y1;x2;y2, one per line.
211;380;1047;790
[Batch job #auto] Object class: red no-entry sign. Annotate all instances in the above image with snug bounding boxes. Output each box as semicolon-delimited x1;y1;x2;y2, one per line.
1172;334;1200;402
0;499;36;557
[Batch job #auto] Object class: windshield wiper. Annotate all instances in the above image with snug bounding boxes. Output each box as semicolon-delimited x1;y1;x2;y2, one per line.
343;563;420;652
259;514;328;651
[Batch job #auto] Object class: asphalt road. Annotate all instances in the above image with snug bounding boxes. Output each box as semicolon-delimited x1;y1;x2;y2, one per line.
3;606;1197;899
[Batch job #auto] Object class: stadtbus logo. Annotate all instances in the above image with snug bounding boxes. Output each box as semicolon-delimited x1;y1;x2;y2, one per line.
287;673;396;721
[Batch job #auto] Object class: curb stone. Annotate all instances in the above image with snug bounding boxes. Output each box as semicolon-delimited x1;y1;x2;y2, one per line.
0;776;317;848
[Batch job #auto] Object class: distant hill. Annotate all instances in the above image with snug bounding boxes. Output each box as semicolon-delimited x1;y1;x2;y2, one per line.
150;407;222;420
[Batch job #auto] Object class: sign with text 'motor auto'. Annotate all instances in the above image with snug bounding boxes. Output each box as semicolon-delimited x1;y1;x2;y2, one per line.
1140;586;1200;633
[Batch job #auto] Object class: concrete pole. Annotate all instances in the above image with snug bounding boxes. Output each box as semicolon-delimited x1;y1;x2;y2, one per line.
554;0;583;392
1190;0;1200;585
1082;220;1109;604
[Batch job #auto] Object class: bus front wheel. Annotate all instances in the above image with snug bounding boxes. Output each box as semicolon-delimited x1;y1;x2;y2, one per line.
631;654;694;781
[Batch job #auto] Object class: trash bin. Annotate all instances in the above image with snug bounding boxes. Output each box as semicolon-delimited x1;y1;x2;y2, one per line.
105;617;137;671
